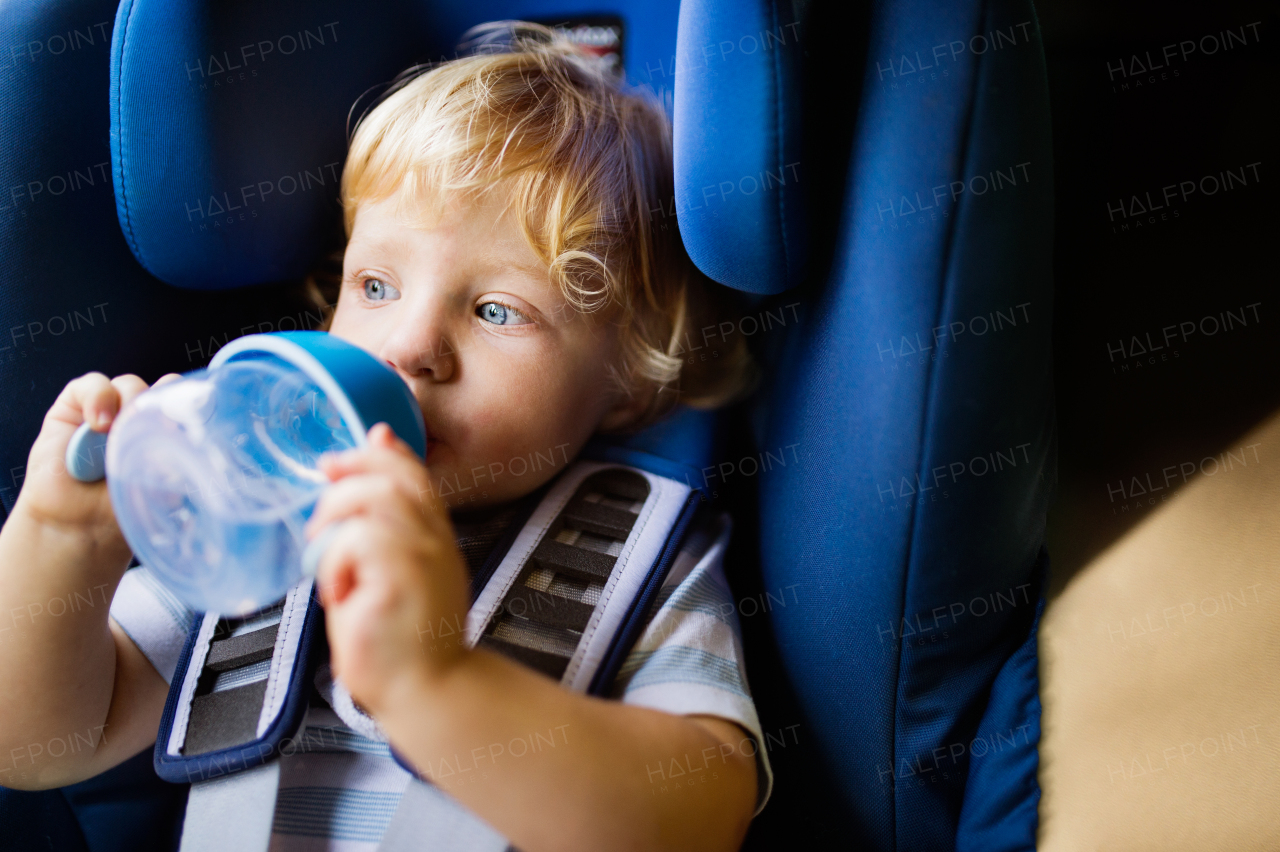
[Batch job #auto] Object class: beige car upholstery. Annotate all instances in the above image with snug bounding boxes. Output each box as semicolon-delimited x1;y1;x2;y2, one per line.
1038;408;1280;851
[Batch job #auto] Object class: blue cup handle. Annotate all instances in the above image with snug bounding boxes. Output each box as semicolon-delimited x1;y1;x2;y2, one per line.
301;522;346;579
66;422;109;483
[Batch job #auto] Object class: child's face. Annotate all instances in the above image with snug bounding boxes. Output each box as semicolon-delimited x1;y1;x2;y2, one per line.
329;188;634;510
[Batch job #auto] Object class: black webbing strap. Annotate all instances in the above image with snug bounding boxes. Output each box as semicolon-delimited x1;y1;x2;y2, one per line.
184;604;285;755
477;468;651;679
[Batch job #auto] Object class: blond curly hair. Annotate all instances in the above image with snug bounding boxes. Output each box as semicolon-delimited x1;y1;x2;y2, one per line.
330;21;755;430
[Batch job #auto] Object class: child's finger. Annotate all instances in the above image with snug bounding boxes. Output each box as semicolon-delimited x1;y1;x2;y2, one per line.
313;517;368;606
308;474;395;534
50;372;161;434
53;372;118;431
318;436;429;491
368;422;415;454
109;374;151;414
306;473;433;538
313;519;406;610
320;423;418;471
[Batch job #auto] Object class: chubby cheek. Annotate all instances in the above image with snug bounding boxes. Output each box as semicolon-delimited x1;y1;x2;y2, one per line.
438;346;609;501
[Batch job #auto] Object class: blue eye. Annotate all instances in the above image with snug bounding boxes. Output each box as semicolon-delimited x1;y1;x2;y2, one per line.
477;301;529;326
362;278;400;302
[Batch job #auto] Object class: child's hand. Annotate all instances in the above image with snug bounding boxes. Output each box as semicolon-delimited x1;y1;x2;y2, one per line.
14;371;180;541
309;422;472;716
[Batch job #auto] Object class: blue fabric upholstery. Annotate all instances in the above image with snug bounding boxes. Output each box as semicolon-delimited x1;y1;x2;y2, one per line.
672;0;806;293
110;0;423;288
0;747;186;852
109;0;684;290
955;549;1047;852
676;0;1054;848
0;787;88;852
58;747;188;852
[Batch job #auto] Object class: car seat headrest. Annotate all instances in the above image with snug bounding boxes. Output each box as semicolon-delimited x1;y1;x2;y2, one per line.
109;0;423;289
673;0;807;294
110;1;802;295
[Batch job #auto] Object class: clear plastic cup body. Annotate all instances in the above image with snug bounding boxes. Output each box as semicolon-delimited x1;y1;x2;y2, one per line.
106;355;358;615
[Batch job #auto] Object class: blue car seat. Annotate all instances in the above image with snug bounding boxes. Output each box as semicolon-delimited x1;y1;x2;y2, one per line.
0;0;1053;850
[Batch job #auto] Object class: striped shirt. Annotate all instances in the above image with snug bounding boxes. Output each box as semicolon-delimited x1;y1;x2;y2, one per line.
110;509;772;850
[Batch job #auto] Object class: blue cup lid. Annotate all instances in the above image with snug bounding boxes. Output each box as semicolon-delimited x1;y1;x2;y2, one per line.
210;331;427;458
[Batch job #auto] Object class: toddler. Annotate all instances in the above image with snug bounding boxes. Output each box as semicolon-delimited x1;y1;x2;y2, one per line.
0;22;769;852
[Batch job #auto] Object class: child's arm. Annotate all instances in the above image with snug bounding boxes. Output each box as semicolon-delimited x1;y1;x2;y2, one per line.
313;425;758;852
382;652;756;852
0;373;173;790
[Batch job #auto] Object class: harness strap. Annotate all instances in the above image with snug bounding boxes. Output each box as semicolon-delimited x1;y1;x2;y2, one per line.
465;461;691;690
378;779;509;852
159;581;323;852
162;461;698;851
178;762;280;852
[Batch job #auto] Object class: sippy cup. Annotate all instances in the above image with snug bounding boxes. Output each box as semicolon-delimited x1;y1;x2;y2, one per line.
65;332;426;616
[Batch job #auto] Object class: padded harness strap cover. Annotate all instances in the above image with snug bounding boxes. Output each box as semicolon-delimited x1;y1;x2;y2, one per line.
154;580;323;784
